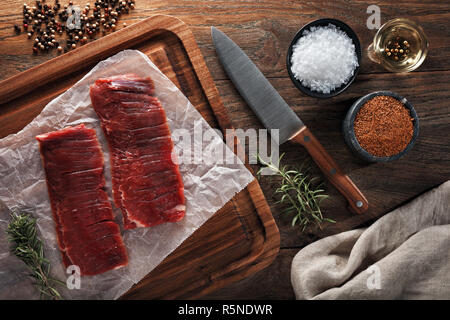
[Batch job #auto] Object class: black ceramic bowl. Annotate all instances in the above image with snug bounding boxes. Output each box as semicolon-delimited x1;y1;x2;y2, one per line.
342;91;420;162
286;18;362;98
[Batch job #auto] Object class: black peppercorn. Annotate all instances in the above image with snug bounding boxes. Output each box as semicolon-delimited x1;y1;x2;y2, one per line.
21;0;138;55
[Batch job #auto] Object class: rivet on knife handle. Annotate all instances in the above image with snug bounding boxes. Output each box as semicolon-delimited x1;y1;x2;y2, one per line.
290;126;369;214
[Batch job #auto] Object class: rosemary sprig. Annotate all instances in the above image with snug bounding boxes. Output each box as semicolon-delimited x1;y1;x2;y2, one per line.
257;154;335;231
6;211;64;300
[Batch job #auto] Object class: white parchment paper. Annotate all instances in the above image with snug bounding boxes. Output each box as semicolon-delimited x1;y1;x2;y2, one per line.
0;50;255;299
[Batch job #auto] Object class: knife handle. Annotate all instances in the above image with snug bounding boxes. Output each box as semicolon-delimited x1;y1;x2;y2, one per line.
290;127;368;214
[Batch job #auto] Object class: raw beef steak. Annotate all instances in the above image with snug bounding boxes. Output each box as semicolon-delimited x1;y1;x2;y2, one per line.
36;124;128;276
90;74;186;229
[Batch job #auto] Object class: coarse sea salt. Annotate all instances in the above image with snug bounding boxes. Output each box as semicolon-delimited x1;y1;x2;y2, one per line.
290;24;359;94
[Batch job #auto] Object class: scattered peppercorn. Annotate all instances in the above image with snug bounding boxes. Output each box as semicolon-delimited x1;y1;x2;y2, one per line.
14;0;136;55
353;95;414;157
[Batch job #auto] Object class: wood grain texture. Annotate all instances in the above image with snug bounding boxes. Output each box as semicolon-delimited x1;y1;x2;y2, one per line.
1;0;449;300
0;14;280;299
203;248;298;300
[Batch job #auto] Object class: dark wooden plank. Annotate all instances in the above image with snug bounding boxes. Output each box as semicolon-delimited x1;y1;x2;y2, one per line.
203;248;298;300
1;1;449;81
1;0;449;300
214;70;450;248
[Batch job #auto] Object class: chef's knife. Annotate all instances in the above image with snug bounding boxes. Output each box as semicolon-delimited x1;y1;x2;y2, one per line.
211;27;368;214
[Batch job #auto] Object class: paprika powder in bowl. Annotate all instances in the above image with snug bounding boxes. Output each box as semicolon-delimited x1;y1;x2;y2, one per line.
343;91;419;162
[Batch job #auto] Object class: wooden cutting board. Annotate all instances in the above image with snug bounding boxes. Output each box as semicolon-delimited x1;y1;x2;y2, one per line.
0;15;279;299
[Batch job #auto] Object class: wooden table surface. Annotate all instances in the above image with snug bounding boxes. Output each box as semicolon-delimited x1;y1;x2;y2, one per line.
1;0;449;299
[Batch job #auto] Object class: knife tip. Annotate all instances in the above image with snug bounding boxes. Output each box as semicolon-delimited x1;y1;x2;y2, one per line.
211;26;219;43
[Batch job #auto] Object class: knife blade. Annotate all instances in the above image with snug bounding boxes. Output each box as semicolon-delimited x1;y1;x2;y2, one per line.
211;26;368;214
211;27;304;144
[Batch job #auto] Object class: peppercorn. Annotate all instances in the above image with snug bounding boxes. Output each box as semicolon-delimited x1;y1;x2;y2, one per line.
18;0;138;55
384;36;412;62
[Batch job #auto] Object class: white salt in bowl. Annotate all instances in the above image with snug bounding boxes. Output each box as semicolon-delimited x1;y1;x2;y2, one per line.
286;18;362;98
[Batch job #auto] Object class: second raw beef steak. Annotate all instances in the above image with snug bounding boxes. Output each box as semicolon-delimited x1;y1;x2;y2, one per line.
90;74;186;229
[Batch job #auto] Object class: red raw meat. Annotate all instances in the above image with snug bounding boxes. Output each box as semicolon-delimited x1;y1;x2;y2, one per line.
90;74;186;229
36;124;128;276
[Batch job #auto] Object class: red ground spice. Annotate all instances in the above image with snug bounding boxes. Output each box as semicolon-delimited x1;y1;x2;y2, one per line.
353;95;414;157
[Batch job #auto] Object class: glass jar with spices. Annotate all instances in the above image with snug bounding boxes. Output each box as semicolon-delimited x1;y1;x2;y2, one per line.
367;18;429;73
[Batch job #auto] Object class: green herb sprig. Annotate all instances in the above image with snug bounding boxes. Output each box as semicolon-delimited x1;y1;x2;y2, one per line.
6;211;64;300
257;154;335;231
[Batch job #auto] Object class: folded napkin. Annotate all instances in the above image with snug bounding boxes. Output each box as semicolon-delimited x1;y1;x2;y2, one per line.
291;180;450;299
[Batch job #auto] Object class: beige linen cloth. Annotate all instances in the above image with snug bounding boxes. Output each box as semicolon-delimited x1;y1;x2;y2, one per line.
291;180;450;299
